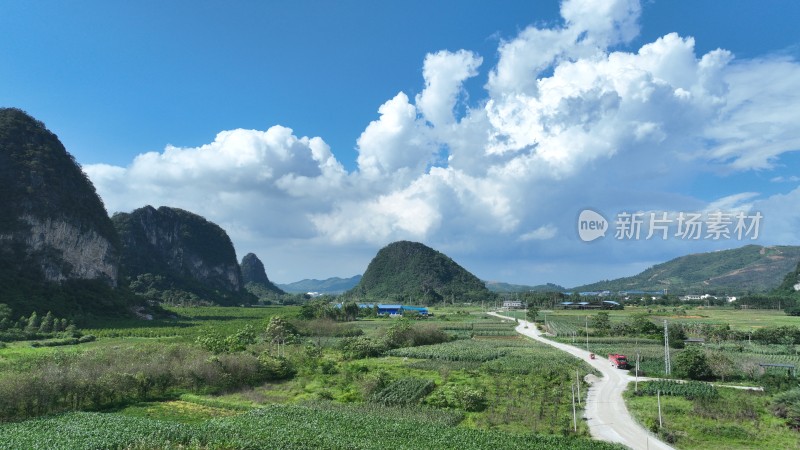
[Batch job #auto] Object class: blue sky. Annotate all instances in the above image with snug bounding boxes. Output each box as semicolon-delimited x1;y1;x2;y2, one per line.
3;0;800;286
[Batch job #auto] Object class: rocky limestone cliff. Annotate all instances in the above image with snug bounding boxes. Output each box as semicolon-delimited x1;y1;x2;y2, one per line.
0;107;126;317
241;252;284;296
113;206;250;305
0;108;120;288
21;214;118;284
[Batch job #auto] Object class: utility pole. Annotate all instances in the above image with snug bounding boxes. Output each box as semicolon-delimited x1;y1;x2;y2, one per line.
576;369;581;405
663;320;671;376
657;390;663;428
571;383;577;432
585;316;589;352
635;353;640;392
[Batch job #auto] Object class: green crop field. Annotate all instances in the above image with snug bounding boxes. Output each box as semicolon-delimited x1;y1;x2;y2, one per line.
625;383;798;449
0;405;623;450
0;305;619;448
3;304;800;449
501;306;800;447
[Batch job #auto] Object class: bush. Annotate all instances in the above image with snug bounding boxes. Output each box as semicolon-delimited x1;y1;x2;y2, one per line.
339;336;387;359
0;344;274;420
673;347;713;380
384;319;450;349
368;378;434;406
258;353;296;381
771;387;800;429
426;384;487;412
335;326;364;338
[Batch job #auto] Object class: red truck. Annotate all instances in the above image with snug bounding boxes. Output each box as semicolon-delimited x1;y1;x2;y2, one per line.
608;353;629;369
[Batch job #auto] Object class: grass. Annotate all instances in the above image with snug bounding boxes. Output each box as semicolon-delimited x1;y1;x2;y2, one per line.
529;306;800;332
81;305;299;341
0;405;624;450
117;399;242;423
625;385;798;449
3;304;800;448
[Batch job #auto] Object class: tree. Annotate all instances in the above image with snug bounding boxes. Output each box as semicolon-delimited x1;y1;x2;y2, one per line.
264;316;297;357
0;304;11;322
707;351;736;382
630;313;660;336
342;302;360;322
526;305;539;323
24;312;39;333
674;347;713;380
38;311;55;334
667;323;686;349
385;318;414;348
590;312;611;336
224;325;257;352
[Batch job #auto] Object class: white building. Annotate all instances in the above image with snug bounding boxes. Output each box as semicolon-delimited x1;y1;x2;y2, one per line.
502;300;523;309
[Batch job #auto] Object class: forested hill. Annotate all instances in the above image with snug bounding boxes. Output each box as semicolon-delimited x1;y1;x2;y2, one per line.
573;245;800;295
278;275;361;294
112;206;253;306
773;260;800;298
241;252;285;298
346;241;493;303
0;108;130;318
485;282;566;293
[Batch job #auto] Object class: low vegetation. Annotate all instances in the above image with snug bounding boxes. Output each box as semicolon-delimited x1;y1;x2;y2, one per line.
0;404;623;450
2;303;800;448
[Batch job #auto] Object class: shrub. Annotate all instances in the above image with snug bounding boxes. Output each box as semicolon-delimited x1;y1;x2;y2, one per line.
673;347;713;381
258;353;296;381
771;387;800;429
369;378;435;407
385;320;450;349
427;384;487;412
339;336;387;359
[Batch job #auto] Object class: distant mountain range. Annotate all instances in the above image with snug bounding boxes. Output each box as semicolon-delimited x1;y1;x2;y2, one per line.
571;245;800;295
279;244;800;297
485;282;566;293
278;276;362;294
4;106;796;319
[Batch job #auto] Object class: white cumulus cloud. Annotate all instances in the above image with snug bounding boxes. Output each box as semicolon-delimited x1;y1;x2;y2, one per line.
85;0;800;285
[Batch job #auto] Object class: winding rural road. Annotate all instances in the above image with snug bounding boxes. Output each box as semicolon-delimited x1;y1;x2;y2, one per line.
490;313;674;450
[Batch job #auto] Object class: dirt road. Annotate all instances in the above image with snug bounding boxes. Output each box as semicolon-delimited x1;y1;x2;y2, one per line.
490;313;674;450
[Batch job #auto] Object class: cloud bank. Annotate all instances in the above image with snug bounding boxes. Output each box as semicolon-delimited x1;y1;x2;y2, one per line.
85;0;800;285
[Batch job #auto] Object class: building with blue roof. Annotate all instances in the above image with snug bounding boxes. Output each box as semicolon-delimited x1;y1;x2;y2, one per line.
335;303;429;316
376;304;429;316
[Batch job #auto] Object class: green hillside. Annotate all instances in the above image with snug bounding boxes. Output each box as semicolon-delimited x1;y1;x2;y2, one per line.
241;252;284;300
773;260;800;298
113;206;252;306
278;275;361;294
0;108;132;319
573;245;800;295
485;281;566;293
346;241;494;303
